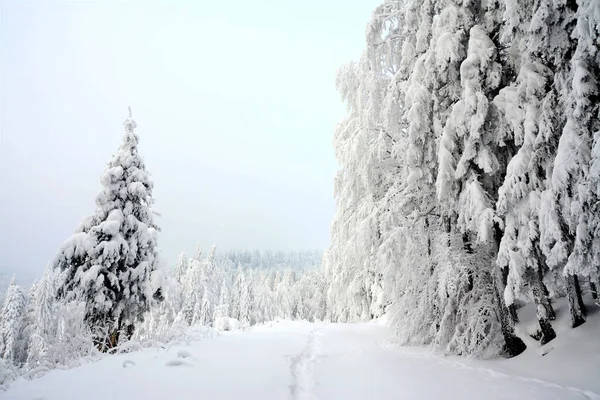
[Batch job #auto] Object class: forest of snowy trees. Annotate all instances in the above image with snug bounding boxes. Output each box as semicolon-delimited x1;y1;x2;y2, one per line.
324;0;599;357
1;0;599;388
0;113;324;385
0;250;324;385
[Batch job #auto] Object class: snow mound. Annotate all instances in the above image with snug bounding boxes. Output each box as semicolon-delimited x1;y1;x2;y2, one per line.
214;317;240;332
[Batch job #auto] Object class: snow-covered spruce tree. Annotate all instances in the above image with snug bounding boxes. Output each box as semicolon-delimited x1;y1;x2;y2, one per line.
278;269;297;319
434;15;528;356
495;64;559;344
325;1;407;323
238;271;252;329
196;286;211;327
388;0;488;354
179;260;200;325
25;268;57;369
253;272;273;324
559;0;600;324
179;245;221;328
53;110;163;349
214;278;230;319
173;253;189;284
230;265;244;320
0;278;26;365
18;282;37;367
541;1;595;328
492;0;585;342
202;245;219;325
190;279;205;326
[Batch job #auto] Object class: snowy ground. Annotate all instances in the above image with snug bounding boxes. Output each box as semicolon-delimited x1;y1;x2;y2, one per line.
4;318;600;400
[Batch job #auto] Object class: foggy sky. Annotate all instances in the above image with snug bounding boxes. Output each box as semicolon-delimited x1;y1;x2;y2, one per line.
0;0;378;284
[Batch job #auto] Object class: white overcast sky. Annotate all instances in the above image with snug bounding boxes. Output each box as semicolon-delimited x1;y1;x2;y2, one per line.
0;0;378;283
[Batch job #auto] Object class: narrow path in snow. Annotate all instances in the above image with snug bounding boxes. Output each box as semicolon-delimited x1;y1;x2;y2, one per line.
3;321;598;400
288;329;322;400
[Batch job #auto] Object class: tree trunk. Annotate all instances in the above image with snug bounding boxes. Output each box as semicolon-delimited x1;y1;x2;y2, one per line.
495;284;527;356
444;215;451;247
493;223;526;357
590;278;598;300
529;267;556;345
109;329;119;349
463;233;474;291
500;266;519;324
425;217;432;257
537;251;556;320
492;266;526;357
126;324;135;341
566;274;586;328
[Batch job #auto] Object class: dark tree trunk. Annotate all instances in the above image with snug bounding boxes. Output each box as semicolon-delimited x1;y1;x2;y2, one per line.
508;304;519;325
126;324;135;341
493;270;527;357
536;251;556;320
492;223;526;357
566;274;586;328
590;278;598;300
462;233;474;291
425;217;432;257
528;267;556;344
574;274;586;314
444;215;452;247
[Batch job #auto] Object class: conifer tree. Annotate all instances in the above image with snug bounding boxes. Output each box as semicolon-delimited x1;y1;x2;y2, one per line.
0;278;26;364
53;109;162;348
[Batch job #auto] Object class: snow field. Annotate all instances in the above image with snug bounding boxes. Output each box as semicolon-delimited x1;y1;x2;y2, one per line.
4;319;599;400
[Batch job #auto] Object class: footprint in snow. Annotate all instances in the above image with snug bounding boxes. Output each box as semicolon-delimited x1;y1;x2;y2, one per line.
165;359;193;367
177;350;192;359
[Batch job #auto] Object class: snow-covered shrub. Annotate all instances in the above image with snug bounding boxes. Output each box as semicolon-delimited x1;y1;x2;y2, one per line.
0;358;17;389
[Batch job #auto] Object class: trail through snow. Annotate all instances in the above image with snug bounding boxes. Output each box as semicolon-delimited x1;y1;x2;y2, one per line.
288;329;321;400
4;321;599;400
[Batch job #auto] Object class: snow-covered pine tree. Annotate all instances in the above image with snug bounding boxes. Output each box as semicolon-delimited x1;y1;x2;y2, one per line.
25;268;57;368
324;0;600;358
252;272;269;324
197;285;211;327
238;272;251;329
18;282;37;367
194;243;203;262
325;1;406;322
173;253;189;284
560;0;600;324
53;109;162;349
214;278;229;319
179;268;197;326
440;20;528;356
324;0;428;352
203;245;219;325
0;278;26;364
492;0;585;343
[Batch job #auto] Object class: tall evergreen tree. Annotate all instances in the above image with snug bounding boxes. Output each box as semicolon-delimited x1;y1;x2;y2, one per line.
53;109;162;348
173;253;189;284
0;278;26;364
561;0;600;325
